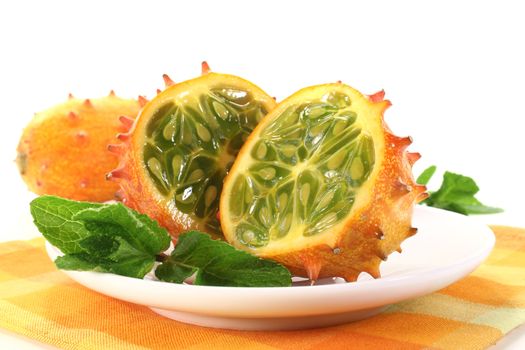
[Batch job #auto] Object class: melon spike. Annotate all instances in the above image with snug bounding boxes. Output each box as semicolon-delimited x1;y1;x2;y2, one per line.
377;251;388;261
302;256;322;282
201;61;211;75
407;152;422;166
389;134;412;150
108;90;116;97
415;185;429;202
68;93;74;100
417;192;429;203
138;95;149;108
114;189;126;201
116;132;130;141
162;74;175;87
118;115;134;129
83;99;93;107
67;111;78;120
394;177;413;196
106;167;129;181
156;89;162;95
107;144;124;155
366;265;381;279
396;247;402;253
415;184;427;194
408;227;418;236
369;90;385;102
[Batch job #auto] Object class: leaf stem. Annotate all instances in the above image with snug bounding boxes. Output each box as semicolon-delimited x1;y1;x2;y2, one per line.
155;253;169;262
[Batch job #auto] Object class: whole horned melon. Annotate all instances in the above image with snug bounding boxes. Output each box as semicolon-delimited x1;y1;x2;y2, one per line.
16;92;141;202
220;84;427;282
108;63;277;238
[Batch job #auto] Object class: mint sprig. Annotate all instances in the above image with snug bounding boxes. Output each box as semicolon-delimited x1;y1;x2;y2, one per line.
155;231;292;287
416;167;503;215
30;196;292;287
31;196;170;278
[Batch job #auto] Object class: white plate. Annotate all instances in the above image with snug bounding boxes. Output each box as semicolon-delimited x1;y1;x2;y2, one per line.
45;206;494;330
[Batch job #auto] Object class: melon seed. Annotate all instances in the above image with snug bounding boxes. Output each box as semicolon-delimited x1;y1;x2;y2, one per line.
350;157;364;180
256;142;267;159
196;124;211;142
187;168;205;183
147;158;165;183
333;120;347;135
204;185;217;208
327;150;346;170
300;183;310;206
260;167;276;180
171;155;182;180
213;101;229;120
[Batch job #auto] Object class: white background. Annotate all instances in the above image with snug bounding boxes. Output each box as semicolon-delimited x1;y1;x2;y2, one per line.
0;1;523;348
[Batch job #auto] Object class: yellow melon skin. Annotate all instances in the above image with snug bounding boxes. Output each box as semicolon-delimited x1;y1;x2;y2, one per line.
16;94;140;202
220;85;426;282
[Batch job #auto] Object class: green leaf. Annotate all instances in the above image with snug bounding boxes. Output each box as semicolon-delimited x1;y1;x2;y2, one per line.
425;171;503;215
30;196;171;278
30;195;103;254
73;204;171;256
416;165;437;185
155;231;292;287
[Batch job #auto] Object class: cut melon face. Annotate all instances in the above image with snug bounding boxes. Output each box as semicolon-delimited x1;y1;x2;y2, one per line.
127;73;276;236
221;84;387;256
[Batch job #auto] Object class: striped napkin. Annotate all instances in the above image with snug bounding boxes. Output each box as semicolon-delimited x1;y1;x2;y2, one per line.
1;226;524;350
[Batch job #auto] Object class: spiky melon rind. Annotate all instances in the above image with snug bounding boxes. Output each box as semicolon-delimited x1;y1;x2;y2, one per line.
220;83;426;281
17;95;140;202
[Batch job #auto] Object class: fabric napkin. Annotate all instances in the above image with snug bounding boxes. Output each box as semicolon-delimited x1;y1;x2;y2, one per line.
1;226;524;350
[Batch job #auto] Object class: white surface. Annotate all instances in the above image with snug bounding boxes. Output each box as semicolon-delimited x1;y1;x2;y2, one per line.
0;0;523;346
44;206;494;330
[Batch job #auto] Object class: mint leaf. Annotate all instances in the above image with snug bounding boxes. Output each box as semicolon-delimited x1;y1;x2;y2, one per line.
424;171;503;215
156;231;292;287
30;196;103;254
73;204;170;256
416;165;436;185
30;196;171;278
55;236;157;278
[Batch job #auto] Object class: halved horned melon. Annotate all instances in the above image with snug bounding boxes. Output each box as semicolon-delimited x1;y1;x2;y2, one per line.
109;64;277;238
220;83;427;281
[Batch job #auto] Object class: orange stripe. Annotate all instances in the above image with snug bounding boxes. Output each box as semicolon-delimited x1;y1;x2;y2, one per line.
440;276;525;308
491;226;525;250
306;330;422;350
0;247;56;279
227;324;423;350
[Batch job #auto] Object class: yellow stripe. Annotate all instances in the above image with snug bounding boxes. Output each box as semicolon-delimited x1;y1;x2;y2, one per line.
0;271;73;299
472;264;525;287
387;293;525;333
0;300;151;350
472;308;525;333
0;239;39;255
484;248;525;266
432;326;503;350
349;312;500;347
